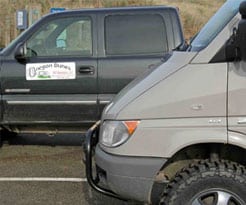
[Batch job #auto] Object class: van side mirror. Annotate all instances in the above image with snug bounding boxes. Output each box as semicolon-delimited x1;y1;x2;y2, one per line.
211;33;239;63
14;42;26;62
222;1;246;62
239;1;246;18
237;1;246;61
225;29;240;62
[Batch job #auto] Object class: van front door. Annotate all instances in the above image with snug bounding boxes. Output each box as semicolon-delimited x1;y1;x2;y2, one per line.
228;61;246;135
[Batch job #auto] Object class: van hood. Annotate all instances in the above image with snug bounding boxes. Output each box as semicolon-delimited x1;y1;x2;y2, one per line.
102;51;197;120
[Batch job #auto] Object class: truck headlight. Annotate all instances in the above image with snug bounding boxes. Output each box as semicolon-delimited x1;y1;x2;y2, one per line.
100;121;140;147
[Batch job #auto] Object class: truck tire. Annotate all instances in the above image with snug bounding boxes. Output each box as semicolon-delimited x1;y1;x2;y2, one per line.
160;159;246;205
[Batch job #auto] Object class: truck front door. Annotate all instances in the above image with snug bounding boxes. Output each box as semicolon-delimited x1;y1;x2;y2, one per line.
1;14;98;129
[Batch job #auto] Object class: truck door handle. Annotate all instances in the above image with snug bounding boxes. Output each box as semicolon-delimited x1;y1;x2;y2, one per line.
79;66;95;75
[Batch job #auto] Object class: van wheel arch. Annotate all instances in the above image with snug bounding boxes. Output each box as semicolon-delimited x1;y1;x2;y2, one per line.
150;143;246;204
160;143;246;179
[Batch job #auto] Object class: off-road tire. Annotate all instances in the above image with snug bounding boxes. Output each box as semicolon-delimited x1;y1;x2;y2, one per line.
160;159;246;205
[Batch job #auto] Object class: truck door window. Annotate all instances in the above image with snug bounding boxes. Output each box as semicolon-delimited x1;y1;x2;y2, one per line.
105;14;168;56
26;17;92;57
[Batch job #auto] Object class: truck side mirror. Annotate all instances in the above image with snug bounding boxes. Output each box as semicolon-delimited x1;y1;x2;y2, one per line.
14;42;26;62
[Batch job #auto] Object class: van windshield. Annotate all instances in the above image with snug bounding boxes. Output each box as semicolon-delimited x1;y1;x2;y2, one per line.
190;0;244;52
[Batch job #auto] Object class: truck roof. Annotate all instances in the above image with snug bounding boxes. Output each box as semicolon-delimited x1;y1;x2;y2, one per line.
45;6;178;17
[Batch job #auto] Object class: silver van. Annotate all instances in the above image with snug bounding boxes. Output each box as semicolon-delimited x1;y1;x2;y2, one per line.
85;0;246;204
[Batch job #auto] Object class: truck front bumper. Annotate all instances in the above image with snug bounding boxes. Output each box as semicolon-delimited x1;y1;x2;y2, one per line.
83;121;167;203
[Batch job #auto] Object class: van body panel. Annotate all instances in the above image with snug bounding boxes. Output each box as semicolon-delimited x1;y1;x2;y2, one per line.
100;118;227;158
101;62;228;157
116;63;227;120
95;146;166;202
228;131;246;149
102;52;197;120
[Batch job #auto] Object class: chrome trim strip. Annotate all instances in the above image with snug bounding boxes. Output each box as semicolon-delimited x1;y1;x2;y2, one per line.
5;89;31;93
99;100;111;104
7;101;97;105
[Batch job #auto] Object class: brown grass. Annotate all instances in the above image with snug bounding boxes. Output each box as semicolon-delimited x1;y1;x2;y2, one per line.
0;0;225;47
154;0;225;40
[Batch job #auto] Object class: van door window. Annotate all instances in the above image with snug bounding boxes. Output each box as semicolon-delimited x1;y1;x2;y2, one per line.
105;14;168;56
26;17;92;57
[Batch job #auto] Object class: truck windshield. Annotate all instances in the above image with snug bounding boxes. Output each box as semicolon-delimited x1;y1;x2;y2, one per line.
190;0;244;52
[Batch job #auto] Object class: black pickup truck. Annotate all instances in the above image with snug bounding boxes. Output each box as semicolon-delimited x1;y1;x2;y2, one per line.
0;6;184;135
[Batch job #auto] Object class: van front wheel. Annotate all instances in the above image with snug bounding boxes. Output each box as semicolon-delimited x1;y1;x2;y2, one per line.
160;160;246;205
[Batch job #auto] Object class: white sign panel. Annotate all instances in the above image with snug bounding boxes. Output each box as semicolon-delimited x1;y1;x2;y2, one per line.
26;62;76;80
17;11;24;27
16;10;28;30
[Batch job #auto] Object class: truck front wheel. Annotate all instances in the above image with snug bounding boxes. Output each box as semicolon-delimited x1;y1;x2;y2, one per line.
160;160;246;205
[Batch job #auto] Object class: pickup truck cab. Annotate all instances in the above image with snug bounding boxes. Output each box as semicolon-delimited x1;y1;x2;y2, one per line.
0;6;184;134
85;0;246;204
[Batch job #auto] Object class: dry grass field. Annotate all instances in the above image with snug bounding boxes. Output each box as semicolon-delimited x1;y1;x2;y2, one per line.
0;0;225;46
156;0;225;39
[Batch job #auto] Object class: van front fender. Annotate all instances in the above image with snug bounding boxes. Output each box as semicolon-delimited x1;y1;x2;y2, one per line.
101;118;228;158
228;131;246;150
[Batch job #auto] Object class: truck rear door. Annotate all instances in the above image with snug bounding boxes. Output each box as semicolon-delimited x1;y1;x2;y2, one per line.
97;8;184;114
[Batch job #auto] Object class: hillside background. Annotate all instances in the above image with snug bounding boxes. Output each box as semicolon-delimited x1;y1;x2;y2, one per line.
1;0;225;47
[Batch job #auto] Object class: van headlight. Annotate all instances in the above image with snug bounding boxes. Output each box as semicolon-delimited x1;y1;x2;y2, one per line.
100;120;140;147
